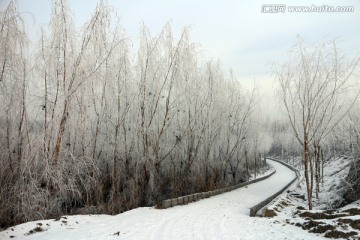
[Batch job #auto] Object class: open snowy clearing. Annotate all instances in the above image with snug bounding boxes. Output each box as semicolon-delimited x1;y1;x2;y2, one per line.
0;160;327;240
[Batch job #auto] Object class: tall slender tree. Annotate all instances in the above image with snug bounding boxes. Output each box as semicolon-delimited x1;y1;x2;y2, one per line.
276;38;360;209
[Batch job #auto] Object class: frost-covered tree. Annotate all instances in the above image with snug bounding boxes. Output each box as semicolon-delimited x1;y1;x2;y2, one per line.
0;0;271;228
275;37;360;209
0;0;30;227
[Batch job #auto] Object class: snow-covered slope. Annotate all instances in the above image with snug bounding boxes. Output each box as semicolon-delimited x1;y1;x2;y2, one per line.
265;157;360;239
0;160;325;240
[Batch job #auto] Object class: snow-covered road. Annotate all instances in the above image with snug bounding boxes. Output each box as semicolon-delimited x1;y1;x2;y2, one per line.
0;160;326;240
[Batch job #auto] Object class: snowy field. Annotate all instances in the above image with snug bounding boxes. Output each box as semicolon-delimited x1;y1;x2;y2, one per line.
0;160;327;240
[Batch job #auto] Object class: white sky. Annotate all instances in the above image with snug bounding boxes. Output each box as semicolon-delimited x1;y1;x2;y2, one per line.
1;0;360;109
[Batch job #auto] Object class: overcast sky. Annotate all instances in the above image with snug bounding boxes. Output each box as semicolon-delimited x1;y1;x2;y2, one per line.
1;0;360;100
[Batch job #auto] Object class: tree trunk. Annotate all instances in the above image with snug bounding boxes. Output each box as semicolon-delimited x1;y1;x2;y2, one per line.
315;145;320;200
245;150;249;181
309;153;314;205
304;138;313;210
53;99;68;164
321;148;324;186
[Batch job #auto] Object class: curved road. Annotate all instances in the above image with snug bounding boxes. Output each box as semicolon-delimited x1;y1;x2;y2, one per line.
1;160;326;240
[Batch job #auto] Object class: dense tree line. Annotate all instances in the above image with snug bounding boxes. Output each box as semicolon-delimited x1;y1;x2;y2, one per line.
0;0;270;228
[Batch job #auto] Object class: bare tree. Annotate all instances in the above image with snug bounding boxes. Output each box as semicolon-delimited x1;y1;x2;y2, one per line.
276;37;360;209
0;0;30;227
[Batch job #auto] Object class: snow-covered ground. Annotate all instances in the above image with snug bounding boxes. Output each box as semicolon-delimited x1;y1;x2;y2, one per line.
267;157;360;239
0;160;329;240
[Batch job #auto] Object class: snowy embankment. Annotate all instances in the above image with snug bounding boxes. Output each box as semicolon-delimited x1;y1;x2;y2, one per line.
266;157;360;239
1;160;325;240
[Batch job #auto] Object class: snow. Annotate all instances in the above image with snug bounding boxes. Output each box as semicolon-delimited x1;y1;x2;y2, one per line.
317;156;352;209
265;156;360;239
0;160;326;240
